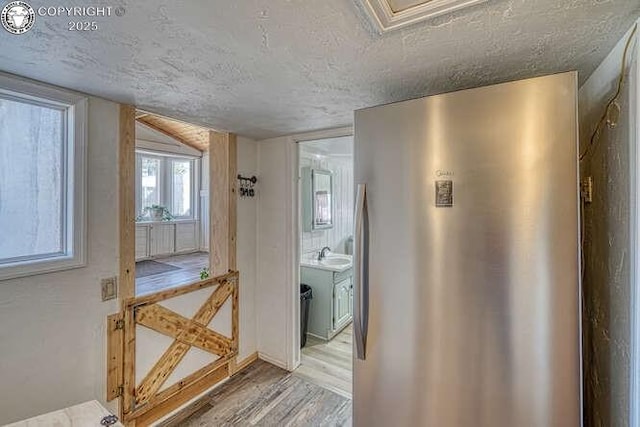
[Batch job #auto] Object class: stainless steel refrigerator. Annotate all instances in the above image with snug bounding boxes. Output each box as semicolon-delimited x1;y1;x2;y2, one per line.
353;72;581;427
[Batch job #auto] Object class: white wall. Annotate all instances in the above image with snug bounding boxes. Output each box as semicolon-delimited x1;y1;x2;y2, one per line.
578;22;639;427
237;136;258;361
0;96;120;424
255;128;352;370
0;82;259;424
255;136;297;368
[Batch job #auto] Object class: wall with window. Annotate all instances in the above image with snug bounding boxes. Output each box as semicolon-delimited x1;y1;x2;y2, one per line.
0;87;120;423
136;153;198;220
0;100;66;261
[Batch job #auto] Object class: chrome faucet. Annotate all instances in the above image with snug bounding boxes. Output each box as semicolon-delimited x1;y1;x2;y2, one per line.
318;246;331;261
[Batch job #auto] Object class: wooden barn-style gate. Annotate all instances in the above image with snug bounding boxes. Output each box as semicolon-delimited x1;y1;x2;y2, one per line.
107;105;244;426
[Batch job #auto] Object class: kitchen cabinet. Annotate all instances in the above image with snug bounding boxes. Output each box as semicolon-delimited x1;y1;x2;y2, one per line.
135;225;149;260
135;220;199;261
301;265;353;341
150;223;175;257
175;222;198;253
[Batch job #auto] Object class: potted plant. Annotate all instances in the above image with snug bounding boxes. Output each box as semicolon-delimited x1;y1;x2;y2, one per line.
137;205;174;222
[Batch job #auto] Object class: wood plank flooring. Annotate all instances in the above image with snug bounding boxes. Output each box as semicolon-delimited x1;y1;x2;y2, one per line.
294;324;353;398
136;252;210;296
160;360;352;427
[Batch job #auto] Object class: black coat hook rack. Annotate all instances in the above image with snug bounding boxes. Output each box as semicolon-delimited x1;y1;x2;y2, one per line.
237;175;258;198
237;175;258;184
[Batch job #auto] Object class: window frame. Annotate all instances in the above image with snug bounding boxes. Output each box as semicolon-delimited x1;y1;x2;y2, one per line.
135;150;198;221
136;152;164;216
168;157;196;219
0;73;87;281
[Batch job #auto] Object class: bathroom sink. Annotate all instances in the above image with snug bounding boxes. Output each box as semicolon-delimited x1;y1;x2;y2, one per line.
320;256;352;267
300;254;353;272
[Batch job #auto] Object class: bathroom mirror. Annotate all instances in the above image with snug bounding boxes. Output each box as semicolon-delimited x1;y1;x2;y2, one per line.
302;167;333;231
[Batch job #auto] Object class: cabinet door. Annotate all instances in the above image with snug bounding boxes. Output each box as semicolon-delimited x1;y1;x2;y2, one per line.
175;222;198;253
348;279;354;318
333;278;352;330
135;226;149;260
150;224;175;256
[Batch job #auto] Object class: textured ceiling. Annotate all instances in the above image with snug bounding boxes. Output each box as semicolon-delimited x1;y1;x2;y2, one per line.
0;0;638;139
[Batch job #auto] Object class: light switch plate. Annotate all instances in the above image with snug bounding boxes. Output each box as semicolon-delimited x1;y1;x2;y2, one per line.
101;277;118;301
581;177;593;203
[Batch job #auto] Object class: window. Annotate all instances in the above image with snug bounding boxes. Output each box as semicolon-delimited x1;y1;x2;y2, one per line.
171;159;192;217
141;156;161;209
135;153;197;220
0;75;87;280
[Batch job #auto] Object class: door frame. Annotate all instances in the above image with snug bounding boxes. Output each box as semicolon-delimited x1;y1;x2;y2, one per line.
118;108;238;300
115;105;239;425
288;127;353;370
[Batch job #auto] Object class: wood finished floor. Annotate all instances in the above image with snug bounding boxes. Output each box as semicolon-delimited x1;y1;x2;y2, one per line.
294;324;353;398
135;252;210;296
160;360;352;427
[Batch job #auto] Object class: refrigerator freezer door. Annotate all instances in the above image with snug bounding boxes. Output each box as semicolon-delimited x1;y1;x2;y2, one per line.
353;72;581;427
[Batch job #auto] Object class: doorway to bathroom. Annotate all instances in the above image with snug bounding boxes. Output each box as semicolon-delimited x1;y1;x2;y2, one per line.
294;135;354;398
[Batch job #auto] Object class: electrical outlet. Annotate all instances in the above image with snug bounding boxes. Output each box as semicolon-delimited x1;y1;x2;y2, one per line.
581;177;593;203
101;277;118;301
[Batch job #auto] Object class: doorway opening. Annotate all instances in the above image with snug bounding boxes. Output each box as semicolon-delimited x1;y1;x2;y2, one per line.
133;112;211;296
293;135;354;398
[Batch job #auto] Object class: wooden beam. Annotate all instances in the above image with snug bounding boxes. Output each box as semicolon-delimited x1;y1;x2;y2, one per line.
124;271;236;307
230;352;258;376
209;131;230;276
193;277;236;323
135;341;191;406
135;304;233;355
148;354;233;409
231;275;239;354
136;117;204;153
119;104;136;422
119;104;136;301
107;313;124;401
158;354;258;426
134;278;236;405
229;134;238;271
123;304;137;417
127;363;230;426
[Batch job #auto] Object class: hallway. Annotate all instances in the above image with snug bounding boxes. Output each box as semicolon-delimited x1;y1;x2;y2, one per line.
294;324;353;398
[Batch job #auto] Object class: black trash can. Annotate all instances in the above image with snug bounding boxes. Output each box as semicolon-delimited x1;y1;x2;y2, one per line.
300;284;313;348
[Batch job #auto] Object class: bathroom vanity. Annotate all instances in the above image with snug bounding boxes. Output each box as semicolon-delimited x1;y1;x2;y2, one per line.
301;254;353;341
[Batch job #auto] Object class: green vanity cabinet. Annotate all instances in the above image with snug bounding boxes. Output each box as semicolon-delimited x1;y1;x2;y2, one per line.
301;265;353;341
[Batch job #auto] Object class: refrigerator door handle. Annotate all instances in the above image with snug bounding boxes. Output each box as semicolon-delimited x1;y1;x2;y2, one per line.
354;184;369;360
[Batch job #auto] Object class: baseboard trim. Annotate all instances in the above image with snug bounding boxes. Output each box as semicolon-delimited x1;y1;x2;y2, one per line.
257;352;289;370
230;352;259;375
